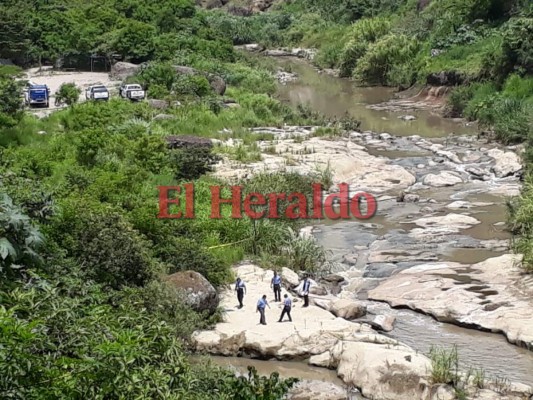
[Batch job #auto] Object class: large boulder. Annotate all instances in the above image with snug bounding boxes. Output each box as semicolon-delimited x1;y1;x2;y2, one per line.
329;299;366;320
173;65;226;95
487;148;522;178
165;271;219;313
110;61;141;80
165;135;213;150
422;171;463;187
281;267;300;288
333;341;432;400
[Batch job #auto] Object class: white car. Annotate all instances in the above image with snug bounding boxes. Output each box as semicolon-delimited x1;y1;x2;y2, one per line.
119;84;145;101
85;85;110;101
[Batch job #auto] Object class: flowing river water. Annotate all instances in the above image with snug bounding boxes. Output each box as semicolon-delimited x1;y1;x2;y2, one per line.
206;56;533;389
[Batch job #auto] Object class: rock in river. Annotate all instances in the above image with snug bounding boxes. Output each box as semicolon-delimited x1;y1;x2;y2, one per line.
422;171;463;187
329;298;367;320
368;254;533;349
165;271;219;314
193;263;532;400
486;148;522;178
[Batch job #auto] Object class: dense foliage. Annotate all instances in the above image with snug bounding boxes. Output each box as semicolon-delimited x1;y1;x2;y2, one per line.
0;0;341;397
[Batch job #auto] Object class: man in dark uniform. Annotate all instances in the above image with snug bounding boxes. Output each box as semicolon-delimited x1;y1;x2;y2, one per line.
256;294;270;325
271;271;282;302
301;276;311;307
278;294;292;322
235;277;246;308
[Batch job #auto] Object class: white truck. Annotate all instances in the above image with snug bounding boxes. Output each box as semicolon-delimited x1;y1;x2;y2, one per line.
119;83;145;101
85;85;110;101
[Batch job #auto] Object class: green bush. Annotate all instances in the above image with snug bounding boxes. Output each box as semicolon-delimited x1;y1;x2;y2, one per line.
0;75;24;126
338;17;391;77
173;75;213;97
353;33;419;86
0;194;44;279
171;146;221;181
55;83;81;106
163;237;231;286
49;202;157;288
501;17;533;74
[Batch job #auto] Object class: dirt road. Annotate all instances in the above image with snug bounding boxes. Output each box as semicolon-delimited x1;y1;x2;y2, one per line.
21;67;122;117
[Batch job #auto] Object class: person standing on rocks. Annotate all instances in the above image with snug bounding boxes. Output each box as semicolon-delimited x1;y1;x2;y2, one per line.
278;294;292;322
271;271;282;301
301;276;311;307
256;294;270;325
235;277;246;309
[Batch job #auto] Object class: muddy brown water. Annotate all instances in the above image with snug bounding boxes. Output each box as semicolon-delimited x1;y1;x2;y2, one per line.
274;58;477;138
191;355;344;385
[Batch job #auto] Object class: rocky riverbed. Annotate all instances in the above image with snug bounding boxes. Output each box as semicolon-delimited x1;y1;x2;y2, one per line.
193;264;532;399
192;120;533;398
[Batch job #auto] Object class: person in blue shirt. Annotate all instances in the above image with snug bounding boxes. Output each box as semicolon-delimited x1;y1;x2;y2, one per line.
271;271;282;302
235;277;246;309
278;294;292;322
301;276;311;307
256;294;270;325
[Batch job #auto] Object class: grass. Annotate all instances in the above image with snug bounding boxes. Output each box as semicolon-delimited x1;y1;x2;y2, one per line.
429;345;460;385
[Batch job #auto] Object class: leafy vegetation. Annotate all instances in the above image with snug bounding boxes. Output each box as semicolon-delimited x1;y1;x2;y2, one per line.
55;82;81;106
0;0;339;397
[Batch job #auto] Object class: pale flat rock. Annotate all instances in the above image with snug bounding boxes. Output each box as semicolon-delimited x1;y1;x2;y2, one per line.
308;351;332;368
329;298;366;320
333;341;432;400
368;254;533;349
446;201;494;209
411;213;480;231
195;263;533;399
214;135;415;194
487;148;522;178
288;380;348;400
282;267;300;287
422;171;463;187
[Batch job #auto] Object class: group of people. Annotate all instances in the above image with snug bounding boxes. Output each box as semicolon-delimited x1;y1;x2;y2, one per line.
234;272;313;325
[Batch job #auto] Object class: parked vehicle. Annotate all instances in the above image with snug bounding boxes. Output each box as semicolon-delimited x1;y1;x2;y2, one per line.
119;84;145;101
85;85;110;101
25;84;50;108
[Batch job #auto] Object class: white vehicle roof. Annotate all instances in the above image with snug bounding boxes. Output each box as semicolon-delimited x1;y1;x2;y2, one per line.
125;84;142;89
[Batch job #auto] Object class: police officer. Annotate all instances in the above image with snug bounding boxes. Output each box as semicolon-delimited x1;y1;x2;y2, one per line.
278;294;292;322
271;271;282;302
301;276;311;307
235;277;246;309
256;294;270;325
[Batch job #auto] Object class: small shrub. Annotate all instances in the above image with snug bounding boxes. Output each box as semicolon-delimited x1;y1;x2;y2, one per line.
171;146;221;181
55;82;81;106
429;345;460;385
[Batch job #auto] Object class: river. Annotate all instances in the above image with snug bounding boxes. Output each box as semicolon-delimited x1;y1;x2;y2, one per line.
203;55;533;390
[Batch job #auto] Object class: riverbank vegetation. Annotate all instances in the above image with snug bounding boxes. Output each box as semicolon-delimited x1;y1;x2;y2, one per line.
0;0;352;397
208;0;533;270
